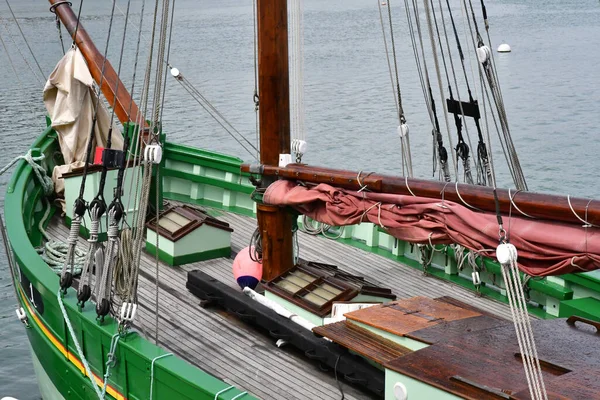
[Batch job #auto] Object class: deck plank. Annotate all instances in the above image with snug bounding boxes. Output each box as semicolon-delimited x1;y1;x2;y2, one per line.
43;204;519;399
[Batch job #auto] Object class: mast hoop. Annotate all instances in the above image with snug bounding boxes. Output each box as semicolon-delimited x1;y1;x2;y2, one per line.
49;1;72;13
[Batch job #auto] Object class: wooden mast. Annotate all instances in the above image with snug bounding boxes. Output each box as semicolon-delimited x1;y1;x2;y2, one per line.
241;163;600;226
48;0;144;126
256;0;295;280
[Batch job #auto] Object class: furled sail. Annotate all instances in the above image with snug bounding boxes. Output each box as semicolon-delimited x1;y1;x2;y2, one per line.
43;47;122;209
264;180;600;276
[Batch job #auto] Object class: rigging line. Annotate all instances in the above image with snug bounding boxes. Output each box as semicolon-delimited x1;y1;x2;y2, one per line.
128;0;162;282
377;0;404;176
77;0;118;201
159;0;176;125
128;0;163;238
108;0;132;134
4;0;45;79
121;0;147;231
435;0;479;180
178;74;259;153
458;0;495;186
149;0;171;132
480;71;496;187
0;21;42;84
155;0;177;346
422;0;457;179
71;0;84;47
377;0;399;118
252;0;259;158
0;27;21;85
410;0;452;182
385;0;406;123
383;0;414;176
49;2;71;55
403;0;432;122
174;79;258;159
126;0;146;122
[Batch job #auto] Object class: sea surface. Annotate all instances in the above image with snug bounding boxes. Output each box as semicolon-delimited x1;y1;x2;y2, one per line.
0;0;599;398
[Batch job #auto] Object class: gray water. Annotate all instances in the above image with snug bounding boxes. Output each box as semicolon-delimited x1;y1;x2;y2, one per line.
1;0;599;398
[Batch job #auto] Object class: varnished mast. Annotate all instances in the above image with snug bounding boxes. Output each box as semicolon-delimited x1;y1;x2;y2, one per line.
48;0;144;126
255;0;295;280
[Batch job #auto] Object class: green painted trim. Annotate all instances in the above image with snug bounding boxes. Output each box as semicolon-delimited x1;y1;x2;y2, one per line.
163;142;248;176
162;167;254;194
563;273;600;294
333;236;551;319
558;297;600;321
146;242;231;266
164;192;256;217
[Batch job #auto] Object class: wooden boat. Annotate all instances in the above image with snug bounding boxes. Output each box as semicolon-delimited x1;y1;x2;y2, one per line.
3;0;600;399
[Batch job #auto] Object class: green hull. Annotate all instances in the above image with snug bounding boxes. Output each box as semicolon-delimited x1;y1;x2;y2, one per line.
6;125;600;399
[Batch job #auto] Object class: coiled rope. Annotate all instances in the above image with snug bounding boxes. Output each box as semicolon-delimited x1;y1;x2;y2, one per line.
0;150;86;275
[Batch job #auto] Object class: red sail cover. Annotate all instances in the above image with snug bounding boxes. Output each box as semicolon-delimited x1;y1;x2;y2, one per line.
264;180;600;276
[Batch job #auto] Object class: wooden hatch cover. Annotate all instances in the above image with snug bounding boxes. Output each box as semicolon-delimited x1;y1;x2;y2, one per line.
313;321;412;365
384;316;600;399
344;296;481;336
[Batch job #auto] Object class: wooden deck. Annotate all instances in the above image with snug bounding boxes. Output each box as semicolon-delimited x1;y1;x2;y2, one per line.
46;205;517;400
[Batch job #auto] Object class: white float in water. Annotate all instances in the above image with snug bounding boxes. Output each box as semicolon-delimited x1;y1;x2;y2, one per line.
497;43;511;53
170;67;180;78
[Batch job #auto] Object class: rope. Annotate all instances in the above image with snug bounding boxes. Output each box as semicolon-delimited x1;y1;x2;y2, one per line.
498;245;547;400
289;0;306;145
407;0;452;182
300;215;345;240
0;21;22;85
0;20;41;84
76;203;102;306
252;0;260;159
113;228;134;298
57;289;104;399
149;353;173;399
169;69;258;159
0;150;87;277
49;1;72;54
377;0;413;177
422;0;457;179
214;386;235;400
0;150;53;195
432;0;476;184
101;333;121;399
4;0;45;80
96;209;120;319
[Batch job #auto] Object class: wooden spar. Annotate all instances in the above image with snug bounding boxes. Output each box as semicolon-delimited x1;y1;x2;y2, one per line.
241;163;600;226
255;0;295;281
48;0;144;126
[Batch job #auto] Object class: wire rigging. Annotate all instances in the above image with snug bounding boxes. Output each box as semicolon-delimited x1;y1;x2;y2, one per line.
408;0;452;182
428;0;474;184
4;0;45;79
